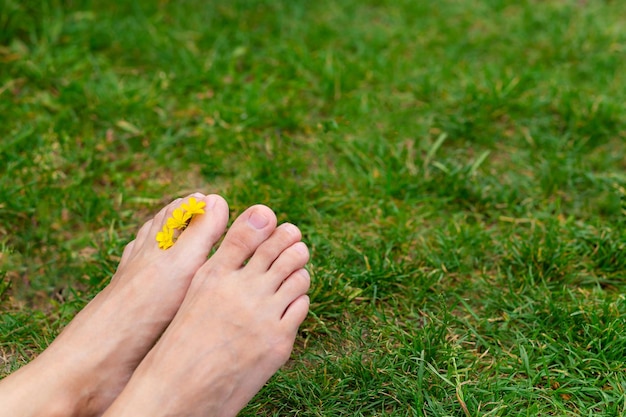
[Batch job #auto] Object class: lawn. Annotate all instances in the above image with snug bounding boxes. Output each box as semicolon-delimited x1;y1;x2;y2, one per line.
1;0;625;415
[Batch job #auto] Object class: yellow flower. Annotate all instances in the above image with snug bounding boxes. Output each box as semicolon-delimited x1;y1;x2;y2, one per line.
156;225;174;250
166;208;188;230
181;197;206;216
156;197;207;250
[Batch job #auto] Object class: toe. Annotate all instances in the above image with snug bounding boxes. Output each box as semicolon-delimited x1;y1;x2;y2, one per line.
245;223;302;274
209;205;278;270
173;194;229;259
133;219;153;249
118;239;136;268
281;294;310;334
266;242;309;289
276;269;310;311
147;197;184;243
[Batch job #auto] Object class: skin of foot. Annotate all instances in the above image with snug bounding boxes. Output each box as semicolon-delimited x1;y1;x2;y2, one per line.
102;205;311;417
0;193;230;417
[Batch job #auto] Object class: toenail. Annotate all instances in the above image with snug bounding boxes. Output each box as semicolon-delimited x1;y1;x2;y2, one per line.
294;242;308;254
282;223;299;236
205;195;217;209
298;269;310;280
248;211;270;229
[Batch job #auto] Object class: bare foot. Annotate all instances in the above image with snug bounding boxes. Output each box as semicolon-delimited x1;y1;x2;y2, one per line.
0;194;230;417
103;205;310;417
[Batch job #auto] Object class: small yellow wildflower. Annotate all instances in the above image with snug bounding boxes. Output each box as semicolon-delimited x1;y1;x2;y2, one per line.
156;224;174;250
181;197;206;216
156;197;207;250
166;208;188;230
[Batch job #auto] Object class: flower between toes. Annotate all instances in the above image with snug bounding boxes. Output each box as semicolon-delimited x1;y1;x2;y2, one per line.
156;225;174;250
156;197;206;250
167;208;188;230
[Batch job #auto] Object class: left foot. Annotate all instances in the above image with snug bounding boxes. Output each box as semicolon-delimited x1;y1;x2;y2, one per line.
0;193;230;417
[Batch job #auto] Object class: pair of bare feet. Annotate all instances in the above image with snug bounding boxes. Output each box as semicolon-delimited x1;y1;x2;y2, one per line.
0;194;310;416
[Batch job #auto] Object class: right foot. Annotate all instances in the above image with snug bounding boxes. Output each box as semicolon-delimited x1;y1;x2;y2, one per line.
103;205;311;417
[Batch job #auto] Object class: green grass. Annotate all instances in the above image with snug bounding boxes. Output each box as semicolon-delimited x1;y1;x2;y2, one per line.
1;0;626;415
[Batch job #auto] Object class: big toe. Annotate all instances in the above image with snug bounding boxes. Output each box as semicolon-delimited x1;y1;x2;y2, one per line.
169;194;230;263
207;205;278;270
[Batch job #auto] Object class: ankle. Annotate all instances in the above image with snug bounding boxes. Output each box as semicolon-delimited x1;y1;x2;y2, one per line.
37;343;123;417
0;358;81;417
